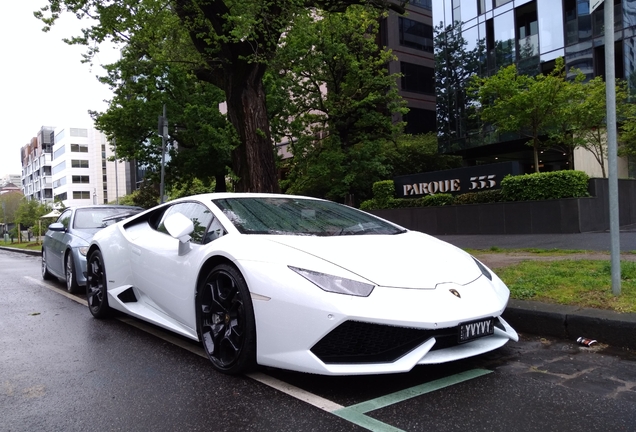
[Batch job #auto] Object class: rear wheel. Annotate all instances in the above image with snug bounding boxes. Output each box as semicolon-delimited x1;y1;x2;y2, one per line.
65;253;80;294
197;264;256;375
86;250;110;318
41;249;53;281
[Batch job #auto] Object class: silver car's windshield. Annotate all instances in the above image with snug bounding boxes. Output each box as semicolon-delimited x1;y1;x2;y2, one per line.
73;208;139;229
212;197;404;236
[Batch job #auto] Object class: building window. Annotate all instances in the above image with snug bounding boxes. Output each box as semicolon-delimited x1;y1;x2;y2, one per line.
399;17;434;53
71;160;89;168
72;175;90;184
408;0;432;10
55;192;67;201
73;191;91;199
70;128;88;137
55;129;66;142
401;62;435;95
53;146;65;160
53;177;67;188
404;107;436;134
52;161;66;175
70;144;89;153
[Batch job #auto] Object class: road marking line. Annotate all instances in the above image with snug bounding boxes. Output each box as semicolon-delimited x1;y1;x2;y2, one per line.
28;276;493;431
331;369;492;432
247;372;345;412
25;276;88;306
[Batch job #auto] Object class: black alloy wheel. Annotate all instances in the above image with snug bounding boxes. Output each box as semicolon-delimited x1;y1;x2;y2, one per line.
86;250;110;318
41;249;53;281
197;264;256;374
65;253;80;294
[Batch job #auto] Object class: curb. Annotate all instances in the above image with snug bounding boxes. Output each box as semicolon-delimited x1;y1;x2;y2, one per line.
0;246;41;256
503;299;636;350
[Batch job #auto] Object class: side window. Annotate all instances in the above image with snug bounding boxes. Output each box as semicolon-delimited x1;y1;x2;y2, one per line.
57;210;72;229
156;202;215;245
203;217;226;244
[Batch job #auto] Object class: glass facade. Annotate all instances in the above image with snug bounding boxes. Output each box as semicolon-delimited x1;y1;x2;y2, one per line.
433;0;634;172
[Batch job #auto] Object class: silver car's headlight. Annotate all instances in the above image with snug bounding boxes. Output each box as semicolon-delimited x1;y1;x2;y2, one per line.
79;247;89;256
289;266;375;297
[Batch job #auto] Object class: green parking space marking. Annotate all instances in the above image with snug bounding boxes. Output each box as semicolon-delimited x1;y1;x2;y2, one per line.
332;368;492;432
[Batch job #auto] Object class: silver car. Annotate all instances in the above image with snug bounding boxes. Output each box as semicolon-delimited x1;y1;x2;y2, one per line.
41;205;142;293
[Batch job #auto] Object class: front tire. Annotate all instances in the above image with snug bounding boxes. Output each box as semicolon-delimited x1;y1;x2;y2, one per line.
197;264;256;375
41;249;53;281
86;250;110;318
65;253;80;294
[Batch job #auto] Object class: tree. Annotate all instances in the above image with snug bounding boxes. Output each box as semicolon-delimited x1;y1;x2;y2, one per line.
92;52;234;192
0;191;23;227
14;199;50;239
37;0;405;193
383;133;463;177
471;58;576;173
434;21;485;152
570;77;629;178
271;6;406;204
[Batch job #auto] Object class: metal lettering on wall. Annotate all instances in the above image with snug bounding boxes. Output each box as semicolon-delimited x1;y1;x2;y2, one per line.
394;162;522;198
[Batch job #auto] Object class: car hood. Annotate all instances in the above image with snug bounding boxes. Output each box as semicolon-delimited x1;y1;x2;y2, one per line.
268;231;481;289
71;229;101;244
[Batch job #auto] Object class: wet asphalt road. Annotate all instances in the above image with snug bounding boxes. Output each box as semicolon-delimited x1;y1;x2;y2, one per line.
2;250;636;431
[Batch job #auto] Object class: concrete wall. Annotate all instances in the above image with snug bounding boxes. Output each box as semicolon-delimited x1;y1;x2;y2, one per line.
370;178;636;234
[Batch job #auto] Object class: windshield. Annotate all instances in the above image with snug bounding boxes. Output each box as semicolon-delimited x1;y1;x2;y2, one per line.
212;197;404;236
73;207;140;229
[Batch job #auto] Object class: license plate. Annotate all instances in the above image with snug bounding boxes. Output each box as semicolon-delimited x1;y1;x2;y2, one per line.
459;318;495;343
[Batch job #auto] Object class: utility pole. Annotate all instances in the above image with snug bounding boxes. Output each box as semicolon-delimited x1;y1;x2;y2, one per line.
603;0;621;295
114;138;119;205
159;104;168;204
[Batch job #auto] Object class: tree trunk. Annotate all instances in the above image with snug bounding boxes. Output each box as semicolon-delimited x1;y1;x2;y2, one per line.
224;62;280;193
533;137;540;173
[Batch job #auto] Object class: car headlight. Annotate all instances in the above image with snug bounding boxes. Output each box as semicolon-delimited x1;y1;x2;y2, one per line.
79;247;89;256
472;257;492;281
289;266;375;297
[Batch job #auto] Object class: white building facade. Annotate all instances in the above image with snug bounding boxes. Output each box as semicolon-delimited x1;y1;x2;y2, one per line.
21;126;55;204
49;126;132;207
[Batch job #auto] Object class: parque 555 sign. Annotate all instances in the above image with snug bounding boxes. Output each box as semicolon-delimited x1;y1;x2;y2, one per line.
393;162;522;198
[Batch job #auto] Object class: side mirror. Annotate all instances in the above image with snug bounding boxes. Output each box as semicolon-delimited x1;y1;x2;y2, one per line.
48;222;66;232
164;213;194;256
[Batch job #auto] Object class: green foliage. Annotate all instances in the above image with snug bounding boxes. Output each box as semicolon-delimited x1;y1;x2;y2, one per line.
14;199;51;230
567;77;629;178
421;194;455;207
455;189;504;205
372;180;395;207
383;133;463;177
122;181;161;209
434;21;485;150
500;170;589;202
0;191;23;224
271;6;406;204
169;178;218;199
37;0;404;194
471;58;584;172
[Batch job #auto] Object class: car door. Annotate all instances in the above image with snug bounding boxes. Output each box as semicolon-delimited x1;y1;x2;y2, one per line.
130;201;222;330
46;209;73;277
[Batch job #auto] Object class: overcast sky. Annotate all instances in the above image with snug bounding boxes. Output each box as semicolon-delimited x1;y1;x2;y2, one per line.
0;1;118;178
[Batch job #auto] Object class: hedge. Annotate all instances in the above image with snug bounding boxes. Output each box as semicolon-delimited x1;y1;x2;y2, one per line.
360;170;590;210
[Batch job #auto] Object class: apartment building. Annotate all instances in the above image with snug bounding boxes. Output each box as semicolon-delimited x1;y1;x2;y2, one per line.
21;126;136;207
21;126;55;204
383;0;437;134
